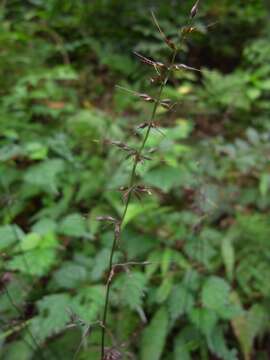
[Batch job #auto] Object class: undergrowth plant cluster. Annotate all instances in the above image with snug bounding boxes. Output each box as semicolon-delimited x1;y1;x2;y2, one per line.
1;0;270;359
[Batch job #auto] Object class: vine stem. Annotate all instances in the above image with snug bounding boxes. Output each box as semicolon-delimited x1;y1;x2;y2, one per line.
100;47;177;359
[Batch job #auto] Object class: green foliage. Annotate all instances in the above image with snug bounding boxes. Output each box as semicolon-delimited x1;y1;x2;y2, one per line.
29;293;72;343
23;159;66;195
232;302;269;360
202;277;230;315
0;224;21;250
58;213;87;237
168;285;194;322
1;0;270;359
113;271;147;311
7;232;58;276
221;236;235;281
140;308;168;360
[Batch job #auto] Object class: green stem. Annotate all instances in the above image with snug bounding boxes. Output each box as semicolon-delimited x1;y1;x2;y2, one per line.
100;48;178;359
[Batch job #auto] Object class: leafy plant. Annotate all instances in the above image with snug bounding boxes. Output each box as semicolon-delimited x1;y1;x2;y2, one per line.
97;3;207;359
1;0;270;359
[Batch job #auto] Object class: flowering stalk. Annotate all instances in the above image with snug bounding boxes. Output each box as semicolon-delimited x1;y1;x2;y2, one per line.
100;4;200;359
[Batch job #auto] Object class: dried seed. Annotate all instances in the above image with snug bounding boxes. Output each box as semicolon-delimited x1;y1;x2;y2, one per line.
116;86;156;103
150;75;163;84
160;99;174;110
134;51;166;69
132;185;153;201
119;186;128;192
119;186;132;202
136;122;164;136
96;216;117;223
104;348;122;360
140;154;152;161
181;26;195;35
137;122;148;130
165;37;176;50
111;141;131;151
110;141;138;159
173;64;201;72
133;153;152;163
136;185;152;195
139;93;156;102
190;0;200;19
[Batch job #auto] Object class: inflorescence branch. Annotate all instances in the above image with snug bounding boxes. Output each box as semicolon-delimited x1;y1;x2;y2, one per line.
99;3;201;359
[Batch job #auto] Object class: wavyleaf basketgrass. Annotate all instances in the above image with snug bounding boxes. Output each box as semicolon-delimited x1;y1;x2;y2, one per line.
99;3;201;359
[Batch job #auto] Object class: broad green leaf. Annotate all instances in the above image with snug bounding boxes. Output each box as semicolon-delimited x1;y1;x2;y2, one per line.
122;203;157;227
259;173;270;197
189;308;218;338
31;218;57;235
0;144;21;161
161;248;173;276
172;251;190;270
24;142;48;160
207;326;238;360
246;128;260;145
19;233;41;251
114;271;147;310
168;285;194;321
7;249;55;276
1;340;32;360
183;270;201;292
91;248;111;281
59;213;87;237
15;232;58;252
0;277;30;316
174;326;201;360
222;237;235;281
143;165;193;192
156;277;173;304
23;159;65;194
202;276;230;312
141;307;168;360
0;225;21;251
87;205;109;235
122;229;155;258
72;286;105;323
163;119;193;140
7;249;57;276
67;109;107;141
174;344;191;360
29;294;71;342
146;250;162;279
52;66;78;80
53;262;88;289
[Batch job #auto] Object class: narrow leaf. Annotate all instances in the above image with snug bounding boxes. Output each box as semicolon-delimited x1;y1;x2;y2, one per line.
141;308;168;360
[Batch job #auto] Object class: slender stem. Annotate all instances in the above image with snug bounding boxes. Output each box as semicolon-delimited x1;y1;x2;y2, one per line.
100;47;178;359
100;5;198;355
2;283;48;360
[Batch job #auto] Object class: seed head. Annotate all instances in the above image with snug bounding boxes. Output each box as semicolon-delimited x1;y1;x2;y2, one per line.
190;0;200;19
96;216;117;223
173;63;201;72
103;348;122;360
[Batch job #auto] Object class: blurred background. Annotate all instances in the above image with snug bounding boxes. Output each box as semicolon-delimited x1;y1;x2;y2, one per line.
0;1;270;359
